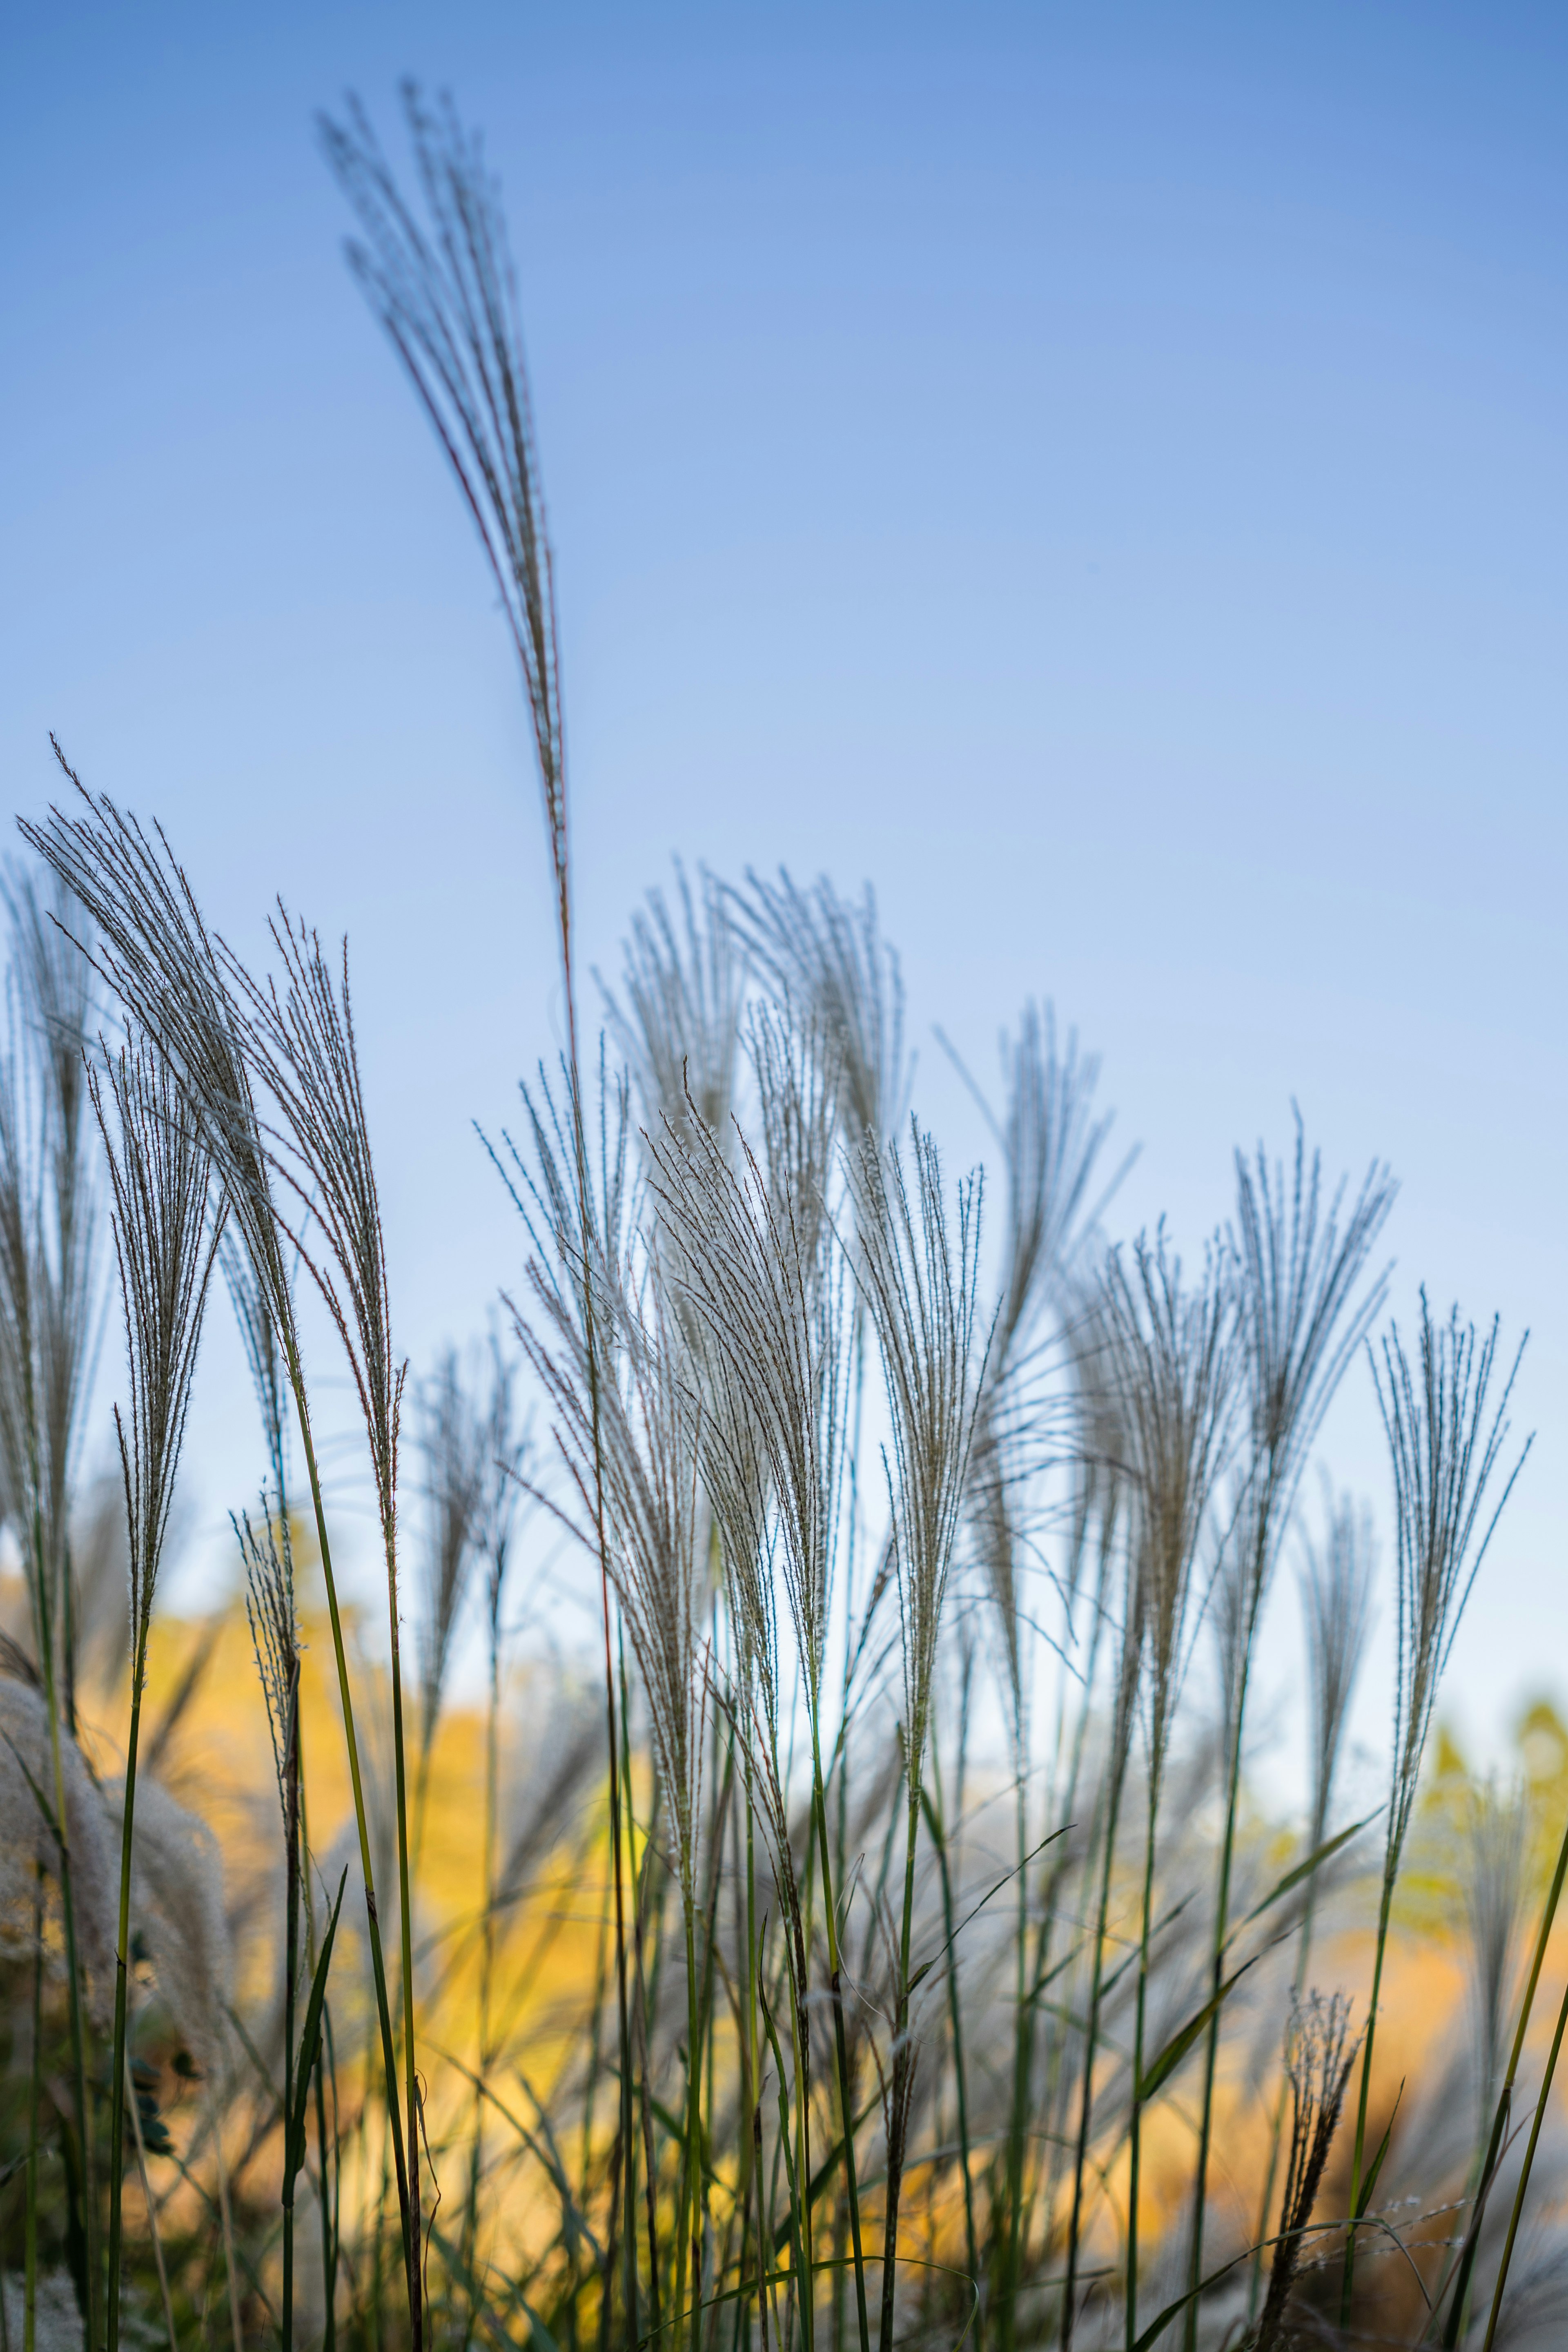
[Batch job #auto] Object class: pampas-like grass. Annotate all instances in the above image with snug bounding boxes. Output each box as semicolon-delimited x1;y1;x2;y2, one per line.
848;1123;984;2352
23;781;421;2343
1343;1295;1530;2323
1097;1225;1236;2350
89;1032;220;2352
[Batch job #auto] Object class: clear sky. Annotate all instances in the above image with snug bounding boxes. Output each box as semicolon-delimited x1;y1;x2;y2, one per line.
3;2;1565;1787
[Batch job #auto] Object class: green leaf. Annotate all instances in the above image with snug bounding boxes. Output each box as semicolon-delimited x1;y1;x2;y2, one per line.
285;1868;347;2200
1356;2079;1405;2220
1136;1956;1259;2104
1232;1812;1379;1941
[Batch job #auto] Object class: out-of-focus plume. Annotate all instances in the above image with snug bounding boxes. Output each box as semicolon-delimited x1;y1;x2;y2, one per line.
1299;1480;1376;1851
1257;1992;1360;2350
414;1348;487;1769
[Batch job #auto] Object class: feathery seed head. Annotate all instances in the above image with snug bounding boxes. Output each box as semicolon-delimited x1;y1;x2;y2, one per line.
320;88;568;935
1373;1293;1529;1873
1230;1114;1394;1634
1099;1226;1238;1784
849;1121;985;1794
604;863;742;1150
90;1036;221;1664
1298;1478;1376;1851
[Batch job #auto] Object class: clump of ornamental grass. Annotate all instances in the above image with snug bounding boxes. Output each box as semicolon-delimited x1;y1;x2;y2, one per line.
0;867;102;2350
88;1034;220;2352
1185;1123;1393;2344
1245;1483;1376;2318
1097;1224;1237;2349
949;1005;1117;2343
640;1012;865;2349
24;780;421;2343
848;1121;985;2352
1340;1294;1529;2328
220;907;426;2346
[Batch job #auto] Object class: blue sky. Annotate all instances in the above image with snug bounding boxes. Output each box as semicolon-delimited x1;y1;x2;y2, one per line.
3;2;1565;1780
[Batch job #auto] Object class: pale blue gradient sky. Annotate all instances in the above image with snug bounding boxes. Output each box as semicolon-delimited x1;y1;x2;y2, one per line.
3;2;1565;1783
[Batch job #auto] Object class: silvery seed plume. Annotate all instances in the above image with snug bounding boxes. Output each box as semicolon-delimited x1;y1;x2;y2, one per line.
0;1676;116;2027
729;868;908;1155
1060;1276;1131;1619
89;1037;221;1665
491;1052;636;1351
22;768;306;1404
321;87;569;953
848;1122;985;1793
220;1224;291;1508
1463;1777;1530;2138
221;910;408;1577
1373;1293;1529;1878
963;1009;1116;1749
1257;1991;1361;2352
415;1347;488;1766
519;1257;708;1903
646;1049;845;1725
603;863;743;1148
1098;1226;1237;1784
1227;1114;1394;1676
1298;1478;1375;1851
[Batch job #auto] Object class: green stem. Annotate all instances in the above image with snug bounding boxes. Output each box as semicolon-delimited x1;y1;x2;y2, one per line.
25;1864;42;2352
281;1659;300;2352
1340;1865;1396;2326
1001;1763;1033;2349
1125;1793;1160;2352
1062;1756;1127;2352
684;1895;704;2352
1480;1956;1568;2352
1438;1795;1568;2345
812;1733;871;2352
106;1620;150;2352
1185;1661;1249;2352
876;1793;921;2352
285;1363;414;2324
923;1788;977;2296
32;1500;96;2352
383;1525;423;2352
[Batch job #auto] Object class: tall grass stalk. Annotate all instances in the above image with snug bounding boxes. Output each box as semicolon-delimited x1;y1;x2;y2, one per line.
25;774;419;2332
0;870;101;2351
849;1125;984;2352
1183;1127;1390;2348
91;1040;219;2352
1340;1295;1528;2326
1098;1230;1235;2352
321;89;642;2338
